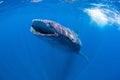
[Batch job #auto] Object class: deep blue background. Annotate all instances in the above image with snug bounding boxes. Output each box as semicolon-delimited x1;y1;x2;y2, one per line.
0;0;120;80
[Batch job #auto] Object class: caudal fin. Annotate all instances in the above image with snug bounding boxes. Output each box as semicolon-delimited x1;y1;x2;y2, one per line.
79;51;88;64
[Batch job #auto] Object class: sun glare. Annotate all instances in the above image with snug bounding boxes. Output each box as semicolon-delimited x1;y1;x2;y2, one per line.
85;8;108;27
84;3;120;29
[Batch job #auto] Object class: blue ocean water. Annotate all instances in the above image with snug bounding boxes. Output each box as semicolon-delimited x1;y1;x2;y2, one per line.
0;0;120;80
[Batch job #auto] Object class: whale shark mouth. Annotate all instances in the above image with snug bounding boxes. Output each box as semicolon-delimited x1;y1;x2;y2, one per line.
31;19;56;36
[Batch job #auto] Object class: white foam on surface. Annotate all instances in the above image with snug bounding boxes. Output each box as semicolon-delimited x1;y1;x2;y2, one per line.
28;0;42;3
84;3;120;29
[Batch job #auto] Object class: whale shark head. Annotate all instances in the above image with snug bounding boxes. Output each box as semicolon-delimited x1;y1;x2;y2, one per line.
31;19;56;35
30;19;81;53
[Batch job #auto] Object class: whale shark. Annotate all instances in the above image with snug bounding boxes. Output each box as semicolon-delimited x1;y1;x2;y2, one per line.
30;19;82;53
30;19;88;62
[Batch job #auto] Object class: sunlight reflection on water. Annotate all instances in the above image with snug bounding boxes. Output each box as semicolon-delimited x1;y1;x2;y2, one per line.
28;0;43;3
84;3;120;30
0;0;4;4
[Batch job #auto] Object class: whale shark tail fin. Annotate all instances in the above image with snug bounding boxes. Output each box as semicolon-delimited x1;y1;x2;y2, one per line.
79;51;88;64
